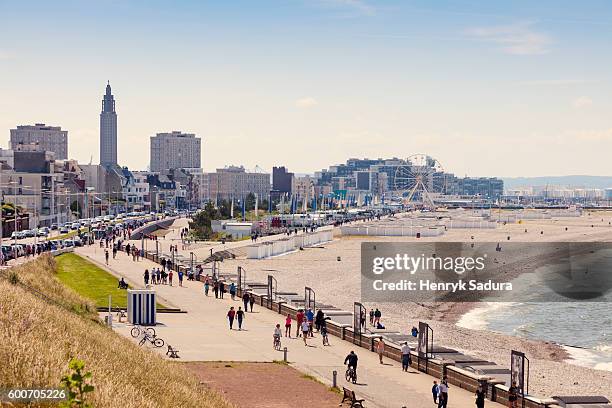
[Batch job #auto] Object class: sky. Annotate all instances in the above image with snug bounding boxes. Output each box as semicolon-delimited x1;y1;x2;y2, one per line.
1;0;611;177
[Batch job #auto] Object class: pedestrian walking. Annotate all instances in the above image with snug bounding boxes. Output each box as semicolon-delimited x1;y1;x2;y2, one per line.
105;250;109;265
236;307;245;330
168;270;173;286
374;308;381;326
377;337;385;364
432;381;439;404
301;320;310;345
178;270;184;287
213;280;219;298
227;307;235;330
219;281;225;299
296;309;305;338
438;377;449;408
249;293;255;312
369;309;374;325
229;282;236;300
475;385;485;408
315;309;324;332
143;269;149;285
284;314;292;338
242;291;250;310
508;381;519;408
401;341;412;371
204;280;210;296
161;258;166;271
306;308;315;337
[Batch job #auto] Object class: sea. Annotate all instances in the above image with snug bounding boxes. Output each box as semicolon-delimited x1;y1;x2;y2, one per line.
458;301;612;371
458;244;612;371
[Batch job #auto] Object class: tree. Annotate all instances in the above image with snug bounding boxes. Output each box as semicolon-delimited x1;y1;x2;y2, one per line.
70;200;82;218
245;192;256;211
188;201;222;240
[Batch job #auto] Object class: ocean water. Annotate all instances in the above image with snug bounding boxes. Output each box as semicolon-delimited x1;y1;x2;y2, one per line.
458;301;612;371
457;245;612;371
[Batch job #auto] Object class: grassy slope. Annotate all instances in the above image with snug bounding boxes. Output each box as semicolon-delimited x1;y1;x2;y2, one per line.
0;255;233;408
55;253;164;309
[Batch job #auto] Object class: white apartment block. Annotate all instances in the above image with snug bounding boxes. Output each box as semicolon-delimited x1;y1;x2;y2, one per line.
150;131;201;172
203;166;270;201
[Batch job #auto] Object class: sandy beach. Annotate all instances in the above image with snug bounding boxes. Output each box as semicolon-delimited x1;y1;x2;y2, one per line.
201;211;612;397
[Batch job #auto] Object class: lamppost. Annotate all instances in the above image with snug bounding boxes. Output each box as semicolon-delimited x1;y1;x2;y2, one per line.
190;251;195;276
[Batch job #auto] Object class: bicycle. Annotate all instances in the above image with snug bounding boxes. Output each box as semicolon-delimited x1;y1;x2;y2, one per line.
138;331;164;348
131;326;156;338
345;366;357;384
273;335;282;351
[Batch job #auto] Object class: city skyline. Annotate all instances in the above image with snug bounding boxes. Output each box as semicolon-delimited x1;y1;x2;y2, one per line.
1;1;612;177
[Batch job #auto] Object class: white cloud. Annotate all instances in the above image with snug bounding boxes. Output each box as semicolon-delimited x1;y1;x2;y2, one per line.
295;97;318;108
317;0;375;16
466;22;551;55
572;96;593;109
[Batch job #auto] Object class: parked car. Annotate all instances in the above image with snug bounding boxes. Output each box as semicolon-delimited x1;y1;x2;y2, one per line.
63;239;75;247
59;227;69;234
50;223;58;230
36;229;48;237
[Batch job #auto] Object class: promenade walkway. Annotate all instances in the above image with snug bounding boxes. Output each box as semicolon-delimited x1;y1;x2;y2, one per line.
77;244;502;408
129;217;330;263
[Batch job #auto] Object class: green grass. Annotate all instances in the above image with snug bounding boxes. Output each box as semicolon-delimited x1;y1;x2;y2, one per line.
55;253;165;309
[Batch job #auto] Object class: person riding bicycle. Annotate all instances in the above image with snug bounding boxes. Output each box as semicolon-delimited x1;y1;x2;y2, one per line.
273;323;282;346
344;350;358;376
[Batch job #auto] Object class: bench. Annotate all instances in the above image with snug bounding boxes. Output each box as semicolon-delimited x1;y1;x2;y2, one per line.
341;387;365;408
166;345;180;359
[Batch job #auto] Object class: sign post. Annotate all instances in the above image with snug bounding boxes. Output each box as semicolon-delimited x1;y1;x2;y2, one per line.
511;350;529;407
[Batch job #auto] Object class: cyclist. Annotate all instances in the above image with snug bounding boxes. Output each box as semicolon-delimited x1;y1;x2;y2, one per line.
344;350;358;381
273;323;282;348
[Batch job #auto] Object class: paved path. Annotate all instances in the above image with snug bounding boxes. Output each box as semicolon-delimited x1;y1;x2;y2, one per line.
78;244;501;408
129;217;333;264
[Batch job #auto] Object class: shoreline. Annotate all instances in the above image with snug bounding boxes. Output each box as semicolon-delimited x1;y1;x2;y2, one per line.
154;213;612;396
457;300;612;372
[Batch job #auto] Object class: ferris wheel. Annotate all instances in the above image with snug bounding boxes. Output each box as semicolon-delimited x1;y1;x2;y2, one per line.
394;154;447;208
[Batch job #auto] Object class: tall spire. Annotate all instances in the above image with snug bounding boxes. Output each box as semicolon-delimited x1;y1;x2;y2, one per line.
100;81;118;167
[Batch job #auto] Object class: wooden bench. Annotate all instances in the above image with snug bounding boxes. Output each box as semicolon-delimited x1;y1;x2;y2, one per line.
341;387;365;408
166;345;180;359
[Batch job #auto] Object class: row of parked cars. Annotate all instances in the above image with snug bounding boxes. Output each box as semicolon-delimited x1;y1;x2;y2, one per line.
8;211;160;241
1;235;88;261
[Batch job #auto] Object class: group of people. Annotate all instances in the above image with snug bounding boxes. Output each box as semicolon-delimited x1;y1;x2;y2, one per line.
274;308;329;347
143;267;176;286
369;308;385;329
226;306;246;330
431;378;449;408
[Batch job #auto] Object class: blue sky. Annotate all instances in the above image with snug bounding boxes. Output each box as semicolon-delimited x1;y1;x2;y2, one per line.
1;0;611;176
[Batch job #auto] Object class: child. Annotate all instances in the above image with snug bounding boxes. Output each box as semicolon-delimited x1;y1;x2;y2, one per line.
432;380;439;404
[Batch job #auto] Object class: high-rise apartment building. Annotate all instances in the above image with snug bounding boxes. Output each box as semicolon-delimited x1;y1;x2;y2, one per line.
10;123;68;160
202;166;270;201
149;131;201;172
100;81;118;167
